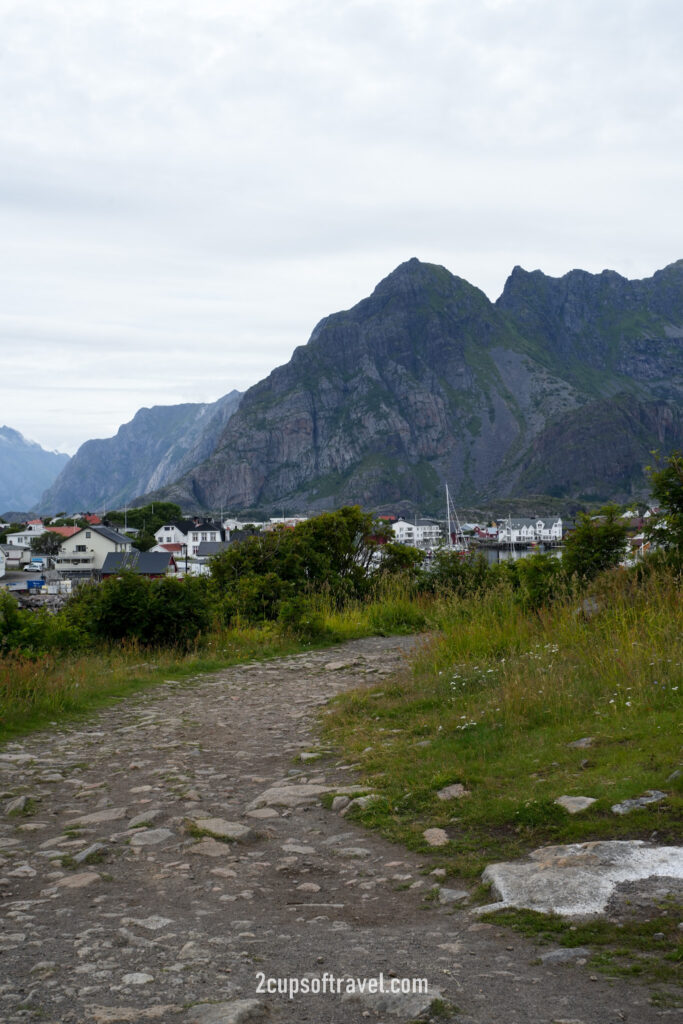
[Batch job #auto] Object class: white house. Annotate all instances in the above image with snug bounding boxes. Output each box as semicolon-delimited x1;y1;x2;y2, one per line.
535;517;563;542
392;518;442;548
497;517;563;545
154;519;223;557
53;525;133;573
6;520;46;546
0;547;5;578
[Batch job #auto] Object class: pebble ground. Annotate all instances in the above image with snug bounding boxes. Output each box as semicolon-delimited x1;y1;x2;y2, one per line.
0;635;677;1023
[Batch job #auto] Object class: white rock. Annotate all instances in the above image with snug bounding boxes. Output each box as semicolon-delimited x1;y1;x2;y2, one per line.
436;784;470;801
481;839;683;917
423;828;449;847
555;795;597;814
121;972;154;985
187;818;253;842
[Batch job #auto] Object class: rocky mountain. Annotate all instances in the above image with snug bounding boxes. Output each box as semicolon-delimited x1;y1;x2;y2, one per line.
0;427;69;513
40;391;242;513
144;258;683;515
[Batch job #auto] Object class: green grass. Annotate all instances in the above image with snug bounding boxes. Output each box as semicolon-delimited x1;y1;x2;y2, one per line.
323;568;683;877
482;904;682;996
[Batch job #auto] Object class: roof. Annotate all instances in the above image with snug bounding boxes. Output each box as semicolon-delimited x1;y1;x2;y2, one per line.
84;514;102;525
73;524;132;545
158;519;223;534
46;526;80;538
101;551;175;575
196;541;232;556
158;543;183;553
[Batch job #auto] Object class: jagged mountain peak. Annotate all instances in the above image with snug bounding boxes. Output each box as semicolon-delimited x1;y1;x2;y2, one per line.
144;257;683;515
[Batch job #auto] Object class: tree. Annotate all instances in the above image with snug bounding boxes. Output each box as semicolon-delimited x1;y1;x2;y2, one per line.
209;506;393;619
562;505;628;582
30;532;62;556
647;450;683;561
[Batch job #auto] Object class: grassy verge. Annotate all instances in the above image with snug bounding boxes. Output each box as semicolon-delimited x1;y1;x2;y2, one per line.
322;568;682;877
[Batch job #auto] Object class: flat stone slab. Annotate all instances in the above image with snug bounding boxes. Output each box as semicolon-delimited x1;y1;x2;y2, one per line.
481;840;683;917
67;807;127;826
187;817;254;842
189;837;236;858
555;795;597;814
611;790;667;815
343;984;441;1018
92;1006;182;1023
129;827;174;846
247;783;362;809
245;807;279;819
56;871;101;889
438;887;469;905
186;1000;265;1024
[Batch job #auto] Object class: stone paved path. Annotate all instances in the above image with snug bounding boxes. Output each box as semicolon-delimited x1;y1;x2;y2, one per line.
0;636;676;1023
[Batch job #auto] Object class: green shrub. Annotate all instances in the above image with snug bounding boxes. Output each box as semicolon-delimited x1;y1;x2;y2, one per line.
368;597;428;635
63;572;212;650
0;592;84;657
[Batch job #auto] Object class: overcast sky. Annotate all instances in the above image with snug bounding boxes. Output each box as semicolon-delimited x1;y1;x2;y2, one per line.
2;0;682;454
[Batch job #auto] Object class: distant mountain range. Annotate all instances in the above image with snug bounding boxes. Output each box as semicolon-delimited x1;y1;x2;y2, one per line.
0;426;69;514
37;257;683;516
140;257;683;514
40;391;242;513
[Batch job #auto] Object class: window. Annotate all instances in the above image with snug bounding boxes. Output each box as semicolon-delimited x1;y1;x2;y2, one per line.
201;533;207;541
85;531;91;538
75;544;86;552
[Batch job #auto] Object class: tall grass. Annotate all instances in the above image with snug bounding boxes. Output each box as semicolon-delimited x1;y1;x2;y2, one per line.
323;566;683;875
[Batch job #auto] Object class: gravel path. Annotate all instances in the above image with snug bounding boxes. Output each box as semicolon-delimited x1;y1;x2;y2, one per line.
0;636;675;1023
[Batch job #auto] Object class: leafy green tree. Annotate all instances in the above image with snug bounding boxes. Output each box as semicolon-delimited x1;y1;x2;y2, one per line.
105;502;183;538
210;506;393;619
646;450;683;561
376;541;424;582
30;532;62;556
132;532;157;553
562;505;628;582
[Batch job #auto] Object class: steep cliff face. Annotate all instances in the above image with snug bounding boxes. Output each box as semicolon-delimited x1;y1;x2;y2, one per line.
151;260;587;512
0;427;69;513
117;257;683;515
496;260;683;399
40;391;242;513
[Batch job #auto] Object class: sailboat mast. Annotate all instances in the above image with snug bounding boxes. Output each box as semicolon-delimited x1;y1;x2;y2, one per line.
446;484;452;550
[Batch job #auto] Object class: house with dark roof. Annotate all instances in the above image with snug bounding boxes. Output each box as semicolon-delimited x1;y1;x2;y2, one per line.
154;518;224;556
101;550;177;578
53;525;133;573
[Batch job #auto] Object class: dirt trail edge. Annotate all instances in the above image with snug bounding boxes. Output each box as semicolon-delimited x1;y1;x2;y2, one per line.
0;636;674;1024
